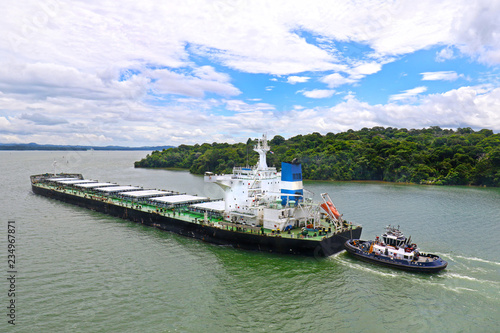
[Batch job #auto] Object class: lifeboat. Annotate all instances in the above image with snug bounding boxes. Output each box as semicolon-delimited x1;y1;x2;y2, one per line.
320;201;340;220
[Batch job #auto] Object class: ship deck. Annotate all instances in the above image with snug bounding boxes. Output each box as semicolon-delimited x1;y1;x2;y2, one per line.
33;181;357;242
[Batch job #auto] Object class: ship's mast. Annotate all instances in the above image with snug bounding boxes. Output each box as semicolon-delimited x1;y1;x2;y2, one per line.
254;134;269;170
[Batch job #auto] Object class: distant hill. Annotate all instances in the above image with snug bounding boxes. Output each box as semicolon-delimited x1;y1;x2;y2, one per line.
0;142;174;151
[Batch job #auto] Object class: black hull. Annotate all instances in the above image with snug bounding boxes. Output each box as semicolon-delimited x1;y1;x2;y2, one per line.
344;240;447;273
32;185;361;257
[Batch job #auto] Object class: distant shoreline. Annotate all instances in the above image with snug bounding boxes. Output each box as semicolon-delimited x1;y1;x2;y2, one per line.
0;148;155;151
0;143;174;151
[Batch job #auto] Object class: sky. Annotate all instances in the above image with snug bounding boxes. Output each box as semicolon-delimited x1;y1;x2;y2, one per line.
1;0;500;146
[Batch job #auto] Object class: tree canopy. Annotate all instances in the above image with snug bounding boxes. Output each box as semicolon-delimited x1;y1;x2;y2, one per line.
134;127;500;186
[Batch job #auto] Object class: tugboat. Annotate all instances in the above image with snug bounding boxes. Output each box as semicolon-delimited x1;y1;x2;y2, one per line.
344;225;447;273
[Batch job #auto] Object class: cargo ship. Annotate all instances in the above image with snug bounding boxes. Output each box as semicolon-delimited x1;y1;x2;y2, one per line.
31;135;362;257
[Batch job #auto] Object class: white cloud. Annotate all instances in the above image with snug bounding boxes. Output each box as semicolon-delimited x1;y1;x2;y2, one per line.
450;0;500;65
0;62;148;100
388;85;500;129
0;116;11;129
389;86;428;102
421;71;462;81
302;89;335;99
320;61;384;89
20;112;68;125
286;85;500;134
1;84;499;146
321;73;356;88
151;67;241;98
436;47;455;62
287;76;310;84
349;61;383;78
2;0;499;77
0;1;499;145
223;99;275;113
193;66;231;83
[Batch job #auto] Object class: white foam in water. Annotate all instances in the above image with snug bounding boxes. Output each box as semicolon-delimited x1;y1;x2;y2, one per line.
335;257;400;278
454;255;500;266
446;273;500;285
327;251;346;260
442;285;478;293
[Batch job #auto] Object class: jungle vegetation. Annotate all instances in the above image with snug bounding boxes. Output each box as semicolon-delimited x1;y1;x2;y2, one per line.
134;127;500;186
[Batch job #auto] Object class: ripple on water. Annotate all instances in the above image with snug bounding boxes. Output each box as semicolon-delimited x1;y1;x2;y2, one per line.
4;151;499;332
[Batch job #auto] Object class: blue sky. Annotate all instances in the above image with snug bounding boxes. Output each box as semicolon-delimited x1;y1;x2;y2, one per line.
1;0;500;146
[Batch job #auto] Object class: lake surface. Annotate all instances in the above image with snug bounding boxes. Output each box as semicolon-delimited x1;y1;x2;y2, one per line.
1;151;499;332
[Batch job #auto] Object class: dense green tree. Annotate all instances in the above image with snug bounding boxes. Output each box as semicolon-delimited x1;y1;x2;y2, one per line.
134;127;500;186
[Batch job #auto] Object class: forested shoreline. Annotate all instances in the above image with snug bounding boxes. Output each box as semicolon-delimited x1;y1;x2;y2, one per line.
135;127;500;186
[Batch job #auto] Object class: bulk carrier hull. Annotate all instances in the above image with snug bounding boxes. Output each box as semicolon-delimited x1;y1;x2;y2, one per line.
31;179;361;257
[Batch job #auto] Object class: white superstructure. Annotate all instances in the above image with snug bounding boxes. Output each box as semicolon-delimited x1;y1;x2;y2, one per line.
205;134;324;231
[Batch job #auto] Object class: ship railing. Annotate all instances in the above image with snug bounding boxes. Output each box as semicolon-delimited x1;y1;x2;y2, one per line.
232;166;278;173
232;166;255;172
219;221;261;233
229;210;257;218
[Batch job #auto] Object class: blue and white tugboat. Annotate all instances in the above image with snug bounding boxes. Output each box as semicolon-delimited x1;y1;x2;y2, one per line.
344;225;447;273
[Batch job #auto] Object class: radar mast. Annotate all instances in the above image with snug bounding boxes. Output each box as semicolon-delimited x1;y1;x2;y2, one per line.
254;134;270;170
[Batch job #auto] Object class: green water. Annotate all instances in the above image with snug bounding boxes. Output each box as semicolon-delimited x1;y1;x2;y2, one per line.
1;151;499;332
